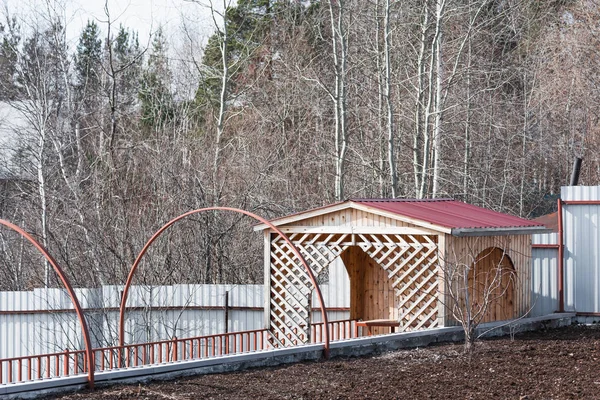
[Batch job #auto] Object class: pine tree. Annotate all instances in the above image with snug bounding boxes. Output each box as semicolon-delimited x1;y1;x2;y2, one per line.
74;20;102;95
139;27;174;129
0;17;20;101
195;0;274;108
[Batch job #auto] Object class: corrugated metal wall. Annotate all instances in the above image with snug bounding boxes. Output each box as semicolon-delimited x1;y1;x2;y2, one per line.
531;232;559;316
0;285;265;361
530;186;600;316
0;288;86;360
562;186;600;313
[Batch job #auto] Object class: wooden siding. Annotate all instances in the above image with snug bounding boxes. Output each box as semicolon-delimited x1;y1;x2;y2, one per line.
468;247;515;322
285;208;430;230
442;234;532;325
341;247;397;335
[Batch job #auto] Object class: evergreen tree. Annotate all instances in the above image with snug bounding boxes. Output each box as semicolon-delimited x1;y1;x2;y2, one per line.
139;27;174;129
112;25;142;109
0;17;20;101
74;20;102;94
195;0;274;108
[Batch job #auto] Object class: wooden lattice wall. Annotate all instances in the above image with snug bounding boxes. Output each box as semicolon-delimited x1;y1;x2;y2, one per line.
267;232;439;346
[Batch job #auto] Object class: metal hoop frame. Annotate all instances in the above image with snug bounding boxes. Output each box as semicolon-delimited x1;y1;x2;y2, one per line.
0;219;95;388
117;207;331;359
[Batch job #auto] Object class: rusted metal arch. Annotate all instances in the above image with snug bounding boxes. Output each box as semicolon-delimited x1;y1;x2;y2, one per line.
0;219;95;388
118;207;331;358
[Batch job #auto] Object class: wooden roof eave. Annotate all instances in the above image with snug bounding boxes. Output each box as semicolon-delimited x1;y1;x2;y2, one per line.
253;201;353;232
253;201;452;235
451;225;553;237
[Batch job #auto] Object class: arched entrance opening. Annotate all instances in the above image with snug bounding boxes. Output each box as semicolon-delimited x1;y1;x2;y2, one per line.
468;247;516;322
340;246;396;335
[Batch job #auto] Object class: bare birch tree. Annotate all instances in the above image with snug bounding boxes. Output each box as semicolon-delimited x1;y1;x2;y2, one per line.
327;0;349;201
441;240;517;354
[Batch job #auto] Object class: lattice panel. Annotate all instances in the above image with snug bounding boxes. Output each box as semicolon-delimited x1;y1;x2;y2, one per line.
358;234;439;331
289;233;353;276
269;238;312;346
269;233;351;345
268;232;440;346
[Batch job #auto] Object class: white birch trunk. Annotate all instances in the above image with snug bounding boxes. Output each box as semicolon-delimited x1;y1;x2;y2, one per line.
413;3;429;197
36;120;50;287
383;0;398;198
329;0;348;202
375;0;386;197
212;0;229;205
431;0;445;198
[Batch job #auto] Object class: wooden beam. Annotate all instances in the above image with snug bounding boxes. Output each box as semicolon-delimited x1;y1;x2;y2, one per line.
264;231;271;330
275;226;439;235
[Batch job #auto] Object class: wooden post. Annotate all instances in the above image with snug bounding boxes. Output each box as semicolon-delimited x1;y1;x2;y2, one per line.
263;231;271;330
172;337;178;362
224;290;229;334
437;234;446;327
63;349;69;376
307;293;312;342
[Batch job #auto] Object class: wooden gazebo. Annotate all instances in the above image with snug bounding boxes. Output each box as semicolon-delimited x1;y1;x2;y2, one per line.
254;199;548;346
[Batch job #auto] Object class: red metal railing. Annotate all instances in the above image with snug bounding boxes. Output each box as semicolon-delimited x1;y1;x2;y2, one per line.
2;321;373;386
0;329;271;385
0;348;88;385
100;329;271;370
311;319;360;343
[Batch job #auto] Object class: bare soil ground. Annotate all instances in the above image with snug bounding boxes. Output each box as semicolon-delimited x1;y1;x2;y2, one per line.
49;325;600;400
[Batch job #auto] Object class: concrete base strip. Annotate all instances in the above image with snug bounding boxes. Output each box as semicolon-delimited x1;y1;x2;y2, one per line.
1;313;575;399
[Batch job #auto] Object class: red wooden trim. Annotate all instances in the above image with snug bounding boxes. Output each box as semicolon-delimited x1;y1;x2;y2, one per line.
562;200;600;205
0;305;265;316
558;199;564;313
355;319;400;336
531;244;559;249
0;305;349;316
356;319;400;327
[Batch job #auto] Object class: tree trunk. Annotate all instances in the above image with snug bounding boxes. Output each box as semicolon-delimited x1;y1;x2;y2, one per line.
329;0;349;202
213;0;229;206
431;0;445;198
383;0;398;198
413;3;429;197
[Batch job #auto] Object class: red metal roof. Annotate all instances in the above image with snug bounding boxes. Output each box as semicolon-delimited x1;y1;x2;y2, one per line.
532;211;559;232
255;198;548;236
352;198;544;231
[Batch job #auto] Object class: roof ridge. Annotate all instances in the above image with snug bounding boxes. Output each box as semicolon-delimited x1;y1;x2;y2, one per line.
349;198;454;203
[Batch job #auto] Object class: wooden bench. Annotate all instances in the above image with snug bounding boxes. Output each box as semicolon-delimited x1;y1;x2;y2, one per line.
355;319;400;336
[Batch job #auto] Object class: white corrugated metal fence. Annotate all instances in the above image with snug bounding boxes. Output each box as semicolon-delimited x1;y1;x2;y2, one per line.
0;260;352;366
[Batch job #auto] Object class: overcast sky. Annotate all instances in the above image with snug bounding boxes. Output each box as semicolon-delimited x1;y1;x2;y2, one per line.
1;0;222;47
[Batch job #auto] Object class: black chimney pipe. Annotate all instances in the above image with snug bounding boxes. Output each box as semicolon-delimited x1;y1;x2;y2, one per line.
570;157;583;186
